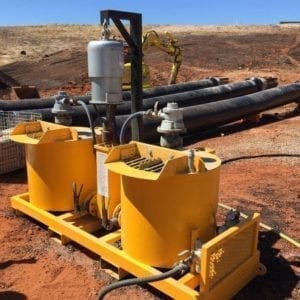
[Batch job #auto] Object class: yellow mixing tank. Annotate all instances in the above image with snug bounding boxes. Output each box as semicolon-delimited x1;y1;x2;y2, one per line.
10;121;96;211
105;142;221;268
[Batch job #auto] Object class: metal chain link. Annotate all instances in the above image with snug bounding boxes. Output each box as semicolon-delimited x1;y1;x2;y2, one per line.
101;20;110;40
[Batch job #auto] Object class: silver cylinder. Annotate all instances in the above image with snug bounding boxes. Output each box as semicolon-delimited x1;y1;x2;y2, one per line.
87;40;124;105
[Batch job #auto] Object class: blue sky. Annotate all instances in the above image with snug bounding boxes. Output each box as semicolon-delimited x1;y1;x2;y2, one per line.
0;0;299;26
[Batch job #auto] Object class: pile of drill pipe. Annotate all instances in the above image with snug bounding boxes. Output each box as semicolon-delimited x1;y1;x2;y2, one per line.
117;82;300;143
18;78;273;123
0;77;227;111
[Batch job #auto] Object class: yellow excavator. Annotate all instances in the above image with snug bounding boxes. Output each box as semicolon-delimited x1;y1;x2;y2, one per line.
122;30;183;90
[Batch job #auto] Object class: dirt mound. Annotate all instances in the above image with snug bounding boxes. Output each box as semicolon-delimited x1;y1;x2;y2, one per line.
0;25;299;98
289;44;300;62
0;50;88;90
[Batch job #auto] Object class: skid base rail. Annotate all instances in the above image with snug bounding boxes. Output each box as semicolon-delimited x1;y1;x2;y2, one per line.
11;192;261;300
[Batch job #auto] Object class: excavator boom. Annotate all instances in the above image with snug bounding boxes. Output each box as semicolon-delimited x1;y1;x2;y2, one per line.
122;30;183;90
142;30;183;85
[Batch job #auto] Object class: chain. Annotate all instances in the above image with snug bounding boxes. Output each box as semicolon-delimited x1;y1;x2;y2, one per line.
101;20;110;40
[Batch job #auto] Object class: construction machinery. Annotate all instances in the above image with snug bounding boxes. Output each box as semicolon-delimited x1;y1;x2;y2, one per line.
122;30;182;90
10;10;265;300
143;30;182;85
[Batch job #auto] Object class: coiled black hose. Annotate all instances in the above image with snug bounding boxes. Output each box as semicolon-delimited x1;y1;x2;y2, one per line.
97;263;189;300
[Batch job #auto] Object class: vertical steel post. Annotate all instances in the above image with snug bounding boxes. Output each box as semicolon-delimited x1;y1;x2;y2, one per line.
129;14;143;141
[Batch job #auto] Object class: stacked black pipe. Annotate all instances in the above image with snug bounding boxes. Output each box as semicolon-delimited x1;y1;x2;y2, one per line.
0;77;227;111
12;78;271;124
2;77;298;145
123;82;300;143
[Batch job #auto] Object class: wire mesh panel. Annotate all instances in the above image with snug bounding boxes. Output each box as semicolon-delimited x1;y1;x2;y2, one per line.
0;111;41;175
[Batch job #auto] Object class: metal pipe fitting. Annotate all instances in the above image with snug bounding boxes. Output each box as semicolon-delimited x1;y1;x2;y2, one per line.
157;102;186;149
51;91;73;125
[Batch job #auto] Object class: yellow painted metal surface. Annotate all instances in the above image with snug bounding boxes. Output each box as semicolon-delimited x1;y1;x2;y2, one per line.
105;142;221;268
122;62;150;90
11;193;260;300
199;213;260;299
11;193;200;300
9;129;261;299
10;121;96;211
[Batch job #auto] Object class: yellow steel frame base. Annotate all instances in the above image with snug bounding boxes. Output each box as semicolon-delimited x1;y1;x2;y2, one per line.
11;193;261;300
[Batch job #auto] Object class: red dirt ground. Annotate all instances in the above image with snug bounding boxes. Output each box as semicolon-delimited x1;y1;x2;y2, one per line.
0;25;299;299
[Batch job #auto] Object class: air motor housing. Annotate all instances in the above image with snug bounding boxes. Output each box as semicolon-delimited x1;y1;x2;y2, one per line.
87;39;124;105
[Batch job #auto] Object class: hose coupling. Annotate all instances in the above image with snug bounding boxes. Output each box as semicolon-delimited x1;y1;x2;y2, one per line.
173;261;190;275
177;250;193;269
144;101;163;119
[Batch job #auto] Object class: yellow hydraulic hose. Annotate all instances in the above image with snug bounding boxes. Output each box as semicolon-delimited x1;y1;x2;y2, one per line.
218;202;300;248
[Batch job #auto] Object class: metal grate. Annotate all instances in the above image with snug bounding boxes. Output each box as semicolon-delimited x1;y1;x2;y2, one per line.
124;156;164;173
0;111;41;175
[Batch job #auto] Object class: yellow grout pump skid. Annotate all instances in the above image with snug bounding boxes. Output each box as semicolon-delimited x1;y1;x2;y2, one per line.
10;124;262;299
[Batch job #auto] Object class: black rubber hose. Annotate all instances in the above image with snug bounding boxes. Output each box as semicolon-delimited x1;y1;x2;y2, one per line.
121;77;225;101
0;95;91;111
97;263;189;300
10;83;300;143
179;82;300;134
18;79;266;121
15;105;95;126
118;82;300;143
222;153;300;164
136;79;264;111
0;77;223;111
